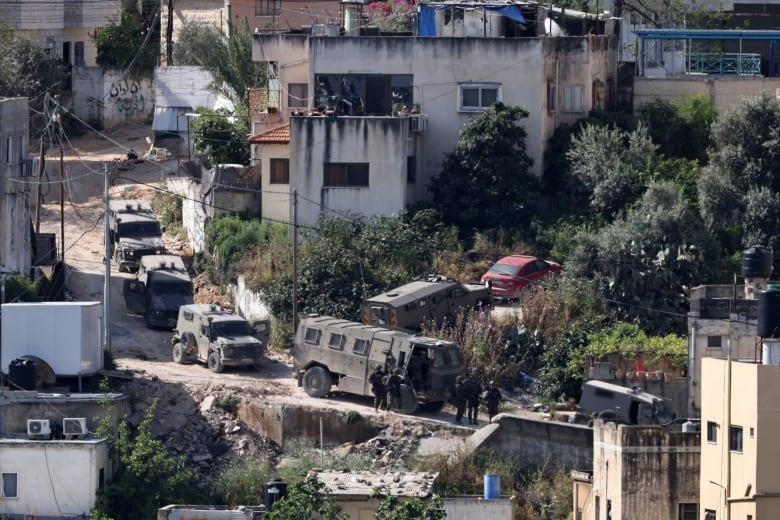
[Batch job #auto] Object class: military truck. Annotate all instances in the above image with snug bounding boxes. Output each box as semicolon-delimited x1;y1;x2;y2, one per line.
571;380;677;426
123;255;194;329
171;304;270;373
109;199;165;272
294;314;465;414
361;275;491;332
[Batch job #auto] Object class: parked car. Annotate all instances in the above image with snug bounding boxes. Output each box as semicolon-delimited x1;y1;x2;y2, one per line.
480;254;561;300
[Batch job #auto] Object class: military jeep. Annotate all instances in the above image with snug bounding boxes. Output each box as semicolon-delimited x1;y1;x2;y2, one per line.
109;199;165;272
123;255;194;329
171;304;270;373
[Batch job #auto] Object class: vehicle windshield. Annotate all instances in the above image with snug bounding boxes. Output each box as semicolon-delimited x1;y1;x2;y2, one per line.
487;263;521;277
213;320;253;337
654;400;676;422
156;281;192;295
431;346;464;369
118;221;162;237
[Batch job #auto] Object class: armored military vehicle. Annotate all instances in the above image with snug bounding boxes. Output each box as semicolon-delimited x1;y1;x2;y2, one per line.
123;255;194;329
361;275;491;332
171;304;270;373
294;314;465;414
109;199;165;272
571;380;677;426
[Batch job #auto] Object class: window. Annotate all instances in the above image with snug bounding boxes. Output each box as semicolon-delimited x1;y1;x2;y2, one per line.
707;421;717;443
730;425;743;452
704;509;716;520
678;503;698;520
750;427;755;437
547;82;557;113
407;156;416;184
269;158;289;184
99;468;105;490
1;473;17;498
606;498;612;520
353;338;369;355
324;163;369;187
5;137;12;163
562;85;585;112
458;84;500;111
255;0;281;15
328;333;345;350
707;336;722;348
304;327;321;344
74;41;84;66
288;83;308;108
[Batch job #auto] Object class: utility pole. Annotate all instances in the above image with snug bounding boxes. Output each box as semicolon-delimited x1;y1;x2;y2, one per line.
166;0;174;65
292;189;298;331
55;95;65;262
103;163;112;353
35;139;45;233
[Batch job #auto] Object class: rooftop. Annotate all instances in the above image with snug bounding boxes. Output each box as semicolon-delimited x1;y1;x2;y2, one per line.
310;470;438;497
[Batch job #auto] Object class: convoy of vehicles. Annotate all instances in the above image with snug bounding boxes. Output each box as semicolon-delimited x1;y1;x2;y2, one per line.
293;314;465;414
570;380;677;427
361;275;491;332
480;254;562;300
109;199;165;272
123;255;194;329
171;304;270;373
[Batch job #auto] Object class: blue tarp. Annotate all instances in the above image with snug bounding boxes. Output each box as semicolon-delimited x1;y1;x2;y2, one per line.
418;3;526;36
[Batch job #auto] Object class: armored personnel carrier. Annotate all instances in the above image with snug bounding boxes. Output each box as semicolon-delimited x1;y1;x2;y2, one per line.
123;255;194;329
109;199;165;272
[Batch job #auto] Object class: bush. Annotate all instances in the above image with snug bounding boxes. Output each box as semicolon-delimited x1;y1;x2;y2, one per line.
213;455;274;508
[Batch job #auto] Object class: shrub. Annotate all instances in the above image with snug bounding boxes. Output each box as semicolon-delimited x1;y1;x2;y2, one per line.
213;455;274;508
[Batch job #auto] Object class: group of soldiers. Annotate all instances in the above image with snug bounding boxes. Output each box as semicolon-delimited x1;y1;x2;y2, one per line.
368;364;502;424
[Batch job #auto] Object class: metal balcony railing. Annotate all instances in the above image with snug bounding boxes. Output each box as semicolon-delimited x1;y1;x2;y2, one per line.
687;52;761;76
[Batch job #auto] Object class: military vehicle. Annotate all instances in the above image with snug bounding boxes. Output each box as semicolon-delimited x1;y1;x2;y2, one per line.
171;304;270;373
361;275;491;332
294;314;465;414
109;199;165;272
123;255;194;329
571;380;677;426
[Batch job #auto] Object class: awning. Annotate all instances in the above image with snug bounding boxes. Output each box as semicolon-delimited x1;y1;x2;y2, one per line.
418;4;526;37
152;106;193;133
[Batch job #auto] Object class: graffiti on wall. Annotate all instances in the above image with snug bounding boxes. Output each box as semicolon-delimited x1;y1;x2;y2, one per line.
108;79;146;114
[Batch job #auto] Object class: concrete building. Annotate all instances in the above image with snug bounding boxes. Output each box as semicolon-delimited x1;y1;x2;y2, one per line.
577;421;700;520
249;8;616;228
699;358;780;519
0;98;33;278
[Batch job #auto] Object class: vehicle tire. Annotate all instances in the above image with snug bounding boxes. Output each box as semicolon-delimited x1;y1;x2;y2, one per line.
598;409;617;423
419;400;445;413
172;342;188;364
302;366;332;398
208;351;224;373
114;250;125;272
393;384;418;414
180;332;196;354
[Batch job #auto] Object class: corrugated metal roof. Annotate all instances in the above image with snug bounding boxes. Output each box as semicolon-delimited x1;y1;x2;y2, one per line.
311;470;439;497
248;123;290;144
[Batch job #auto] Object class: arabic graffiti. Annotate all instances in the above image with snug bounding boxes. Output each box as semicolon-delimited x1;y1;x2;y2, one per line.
108;79;146;114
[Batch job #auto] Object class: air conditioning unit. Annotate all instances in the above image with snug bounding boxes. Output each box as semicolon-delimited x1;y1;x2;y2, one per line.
27;419;51;439
410;114;428;133
63;418;88;438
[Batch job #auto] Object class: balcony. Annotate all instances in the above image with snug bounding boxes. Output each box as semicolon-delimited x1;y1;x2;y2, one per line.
687;53;761;76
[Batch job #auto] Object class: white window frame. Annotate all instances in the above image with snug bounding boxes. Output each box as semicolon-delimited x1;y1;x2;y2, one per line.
562;85;585;113
458;83;501;112
2;472;18;498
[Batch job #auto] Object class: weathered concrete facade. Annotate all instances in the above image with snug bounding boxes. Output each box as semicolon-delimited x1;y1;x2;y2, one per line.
587;421;700;520
0;98;32;277
634;77;780;113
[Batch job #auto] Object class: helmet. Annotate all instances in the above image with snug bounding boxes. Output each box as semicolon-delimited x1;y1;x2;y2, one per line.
375;365;383;371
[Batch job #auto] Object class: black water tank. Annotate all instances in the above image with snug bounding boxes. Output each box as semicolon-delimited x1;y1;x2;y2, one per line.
8;357;36;391
265;478;287;512
743;245;773;278
759;288;780;338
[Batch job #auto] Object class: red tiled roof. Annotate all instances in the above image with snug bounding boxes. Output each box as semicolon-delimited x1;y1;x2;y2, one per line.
248;123;290;144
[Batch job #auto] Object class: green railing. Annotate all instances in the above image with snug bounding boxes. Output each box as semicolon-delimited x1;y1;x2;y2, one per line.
687;52;762;76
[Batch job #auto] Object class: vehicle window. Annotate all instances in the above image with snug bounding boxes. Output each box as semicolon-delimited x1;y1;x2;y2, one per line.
432;296;443;304
536;260;550;271
487;263;520;276
213;321;253;336
594;387;614;398
419;299;427;307
304;327;321;344
183;310;194;321
118;221;161;237
369;306;387;326
524;262;539;276
353;338;369;355
406;301;418;311
328;333;345;351
451;288;464;298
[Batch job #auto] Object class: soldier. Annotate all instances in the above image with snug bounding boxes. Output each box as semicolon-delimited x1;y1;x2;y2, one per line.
385;368;405;412
452;375;467;425
484;380;503;422
465;372;482;425
369;365;387;411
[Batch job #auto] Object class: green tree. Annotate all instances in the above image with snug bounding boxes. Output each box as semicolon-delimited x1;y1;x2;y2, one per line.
214;456;275;508
373;489;446;519
93;400;195;520
638;95;716;162
263;478;348;520
190;106;251;166
173;18;266;106
92;8;159;75
430;102;537;240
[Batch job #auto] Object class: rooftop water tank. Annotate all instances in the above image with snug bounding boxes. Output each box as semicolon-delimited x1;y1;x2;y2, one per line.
758;288;780;338
743;245;773;279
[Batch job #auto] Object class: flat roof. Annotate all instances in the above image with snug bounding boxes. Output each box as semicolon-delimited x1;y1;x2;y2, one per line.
633;28;780;40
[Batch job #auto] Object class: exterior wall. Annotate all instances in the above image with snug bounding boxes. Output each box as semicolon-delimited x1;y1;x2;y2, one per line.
158;504;263;519
590;422;700;520
330;495;517;520
470;415;593;471
102;70;154;127
700;359;780;518
72;66;107;125
167;176;207;253
290;116;411;228
252;34;616;202
162;0;227;64
154;66;226;111
231;274;272;322
0;98;32;277
634;77;780;113
230;0;342;32
0;438;108;517
256;142;290;225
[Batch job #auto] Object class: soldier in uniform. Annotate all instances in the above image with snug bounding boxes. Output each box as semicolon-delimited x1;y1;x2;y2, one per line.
385;368;405;411
369;365;387;411
452;375;467;424
484;380;503;422
465;372;482;425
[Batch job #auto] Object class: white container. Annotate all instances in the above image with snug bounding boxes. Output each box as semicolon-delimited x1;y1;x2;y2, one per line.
1;302;103;376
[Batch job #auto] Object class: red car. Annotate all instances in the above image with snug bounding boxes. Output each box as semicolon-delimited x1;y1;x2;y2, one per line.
480;254;562;300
